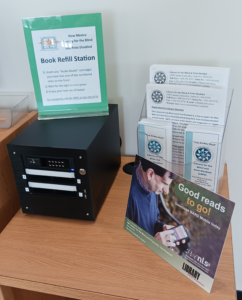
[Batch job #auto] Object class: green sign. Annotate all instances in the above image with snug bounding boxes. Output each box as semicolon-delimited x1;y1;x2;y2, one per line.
23;13;108;119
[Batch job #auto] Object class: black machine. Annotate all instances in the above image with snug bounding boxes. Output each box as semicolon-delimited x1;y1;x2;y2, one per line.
7;104;121;221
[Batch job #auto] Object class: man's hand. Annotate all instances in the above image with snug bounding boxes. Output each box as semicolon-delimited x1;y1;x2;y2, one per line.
163;224;186;245
154;229;176;247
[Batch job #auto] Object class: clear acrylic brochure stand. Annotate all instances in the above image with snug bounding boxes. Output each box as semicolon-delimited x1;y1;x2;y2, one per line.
0;95;29;129
137;89;233;194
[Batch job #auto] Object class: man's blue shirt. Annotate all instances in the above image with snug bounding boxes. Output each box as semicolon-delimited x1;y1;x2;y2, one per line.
126;166;165;236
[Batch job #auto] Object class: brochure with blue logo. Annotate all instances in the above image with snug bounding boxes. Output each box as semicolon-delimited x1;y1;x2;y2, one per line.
124;155;235;293
146;84;227;167
138;118;172;169
149;64;230;88
184;124;224;192
22;13;108;119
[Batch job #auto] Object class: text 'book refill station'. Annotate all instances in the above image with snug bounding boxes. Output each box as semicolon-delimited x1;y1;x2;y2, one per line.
7;105;121;221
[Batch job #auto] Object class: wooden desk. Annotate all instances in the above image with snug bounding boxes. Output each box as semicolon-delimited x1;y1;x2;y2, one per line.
0;157;236;300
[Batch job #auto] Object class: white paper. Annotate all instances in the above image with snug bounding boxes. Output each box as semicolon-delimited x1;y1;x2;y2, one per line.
150;64;230;88
184;125;224;192
31;27;101;106
146;84;227;167
138;118;172;168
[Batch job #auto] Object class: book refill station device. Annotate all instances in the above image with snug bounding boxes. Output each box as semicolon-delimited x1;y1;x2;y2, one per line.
7;104;121;221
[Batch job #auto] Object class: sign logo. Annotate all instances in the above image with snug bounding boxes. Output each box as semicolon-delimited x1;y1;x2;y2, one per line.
195;147;212;162
147;140;162;154
151;90;163;103
186;250;211;268
154;71;166;84
39;37;60;50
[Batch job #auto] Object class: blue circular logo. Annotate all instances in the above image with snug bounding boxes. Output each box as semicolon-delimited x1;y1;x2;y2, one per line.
151;90;163;103
148;140;162;154
154;71;166;84
195;148;212;162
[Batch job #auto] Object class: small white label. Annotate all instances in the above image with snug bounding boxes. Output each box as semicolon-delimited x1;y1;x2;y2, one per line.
26;168;75;178
25;187;29;192
79;192;83;197
77;179;81;184
22;175;27;179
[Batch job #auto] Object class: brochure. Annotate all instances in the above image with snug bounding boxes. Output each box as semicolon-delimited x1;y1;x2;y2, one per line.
150;64;230;88
124;155;235;293
138;118;172;169
184;124;224;192
146;84;227;167
22;13;108;119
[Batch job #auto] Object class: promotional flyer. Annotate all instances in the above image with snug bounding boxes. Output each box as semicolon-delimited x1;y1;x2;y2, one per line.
124;155;235;293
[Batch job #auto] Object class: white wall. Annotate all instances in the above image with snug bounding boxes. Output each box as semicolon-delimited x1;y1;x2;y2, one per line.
0;0;241;290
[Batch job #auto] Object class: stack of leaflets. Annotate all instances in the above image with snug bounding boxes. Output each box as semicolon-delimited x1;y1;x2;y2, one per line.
141;64;230;191
184;124;224;192
138;118;172;169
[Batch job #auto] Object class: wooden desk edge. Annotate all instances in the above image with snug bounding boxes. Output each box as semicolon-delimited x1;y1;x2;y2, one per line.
0;275;132;300
0;111;38;141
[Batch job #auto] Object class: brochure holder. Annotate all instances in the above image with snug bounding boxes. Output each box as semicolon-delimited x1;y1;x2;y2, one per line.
0;95;29;128
137;89;233;194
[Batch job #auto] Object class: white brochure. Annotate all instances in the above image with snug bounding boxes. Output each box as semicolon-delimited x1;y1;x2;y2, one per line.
138;118;172;169
146;84;227;168
184;125;224;192
150;65;230;88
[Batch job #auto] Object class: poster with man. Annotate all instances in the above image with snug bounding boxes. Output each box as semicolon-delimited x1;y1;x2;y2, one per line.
124;155;235;293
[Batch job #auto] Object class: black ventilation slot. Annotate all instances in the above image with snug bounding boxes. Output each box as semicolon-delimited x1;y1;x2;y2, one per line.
29;187;77;198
